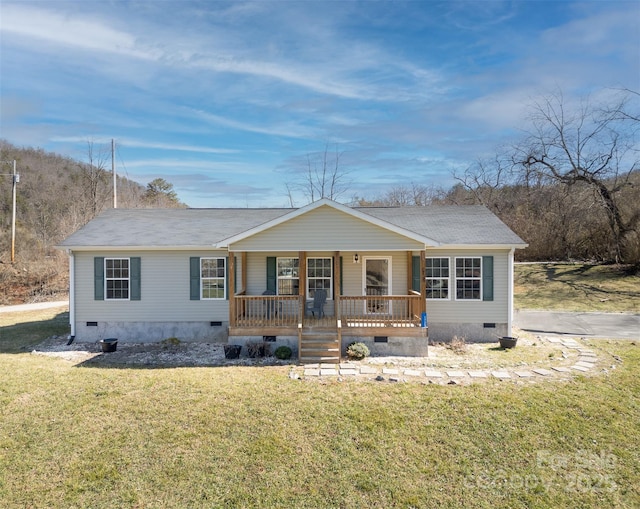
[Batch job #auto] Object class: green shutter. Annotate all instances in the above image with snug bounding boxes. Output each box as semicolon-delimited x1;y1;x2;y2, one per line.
130;257;141;301
266;257;276;293
225;256;229;300
412;255;421;292
482;256;494;301
94;257;104;300
190;257;200;300
339;256;343;296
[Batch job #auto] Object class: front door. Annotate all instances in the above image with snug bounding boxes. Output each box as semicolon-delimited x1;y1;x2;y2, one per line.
363;257;391;314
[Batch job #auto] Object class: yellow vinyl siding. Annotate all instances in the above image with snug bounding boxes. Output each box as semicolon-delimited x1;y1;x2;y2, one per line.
231;205;424;251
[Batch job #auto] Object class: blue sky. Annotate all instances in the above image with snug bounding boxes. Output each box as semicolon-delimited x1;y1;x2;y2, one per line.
1;1;638;208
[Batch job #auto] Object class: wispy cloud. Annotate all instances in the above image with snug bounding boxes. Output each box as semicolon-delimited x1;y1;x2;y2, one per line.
0;4;160;60
50;136;238;154
1;1;637;207
190;109;322;140
0;3;423;102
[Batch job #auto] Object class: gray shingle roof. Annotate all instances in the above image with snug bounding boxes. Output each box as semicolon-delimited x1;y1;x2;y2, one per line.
58;204;526;249
358;205;526;245
58;208;290;248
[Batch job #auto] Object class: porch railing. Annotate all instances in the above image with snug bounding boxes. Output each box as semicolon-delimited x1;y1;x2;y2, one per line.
232;293;423;329
233;295;301;327
339;294;423;327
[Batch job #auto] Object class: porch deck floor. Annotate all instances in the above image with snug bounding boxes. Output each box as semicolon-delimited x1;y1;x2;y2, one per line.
233;316;420;329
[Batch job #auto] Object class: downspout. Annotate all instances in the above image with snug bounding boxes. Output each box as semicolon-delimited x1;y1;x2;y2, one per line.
507;247;515;336
67;250;76;343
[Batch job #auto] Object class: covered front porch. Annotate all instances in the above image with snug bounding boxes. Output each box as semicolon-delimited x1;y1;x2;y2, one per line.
227;251;428;362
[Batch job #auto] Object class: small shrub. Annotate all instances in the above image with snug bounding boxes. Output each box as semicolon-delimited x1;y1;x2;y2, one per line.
346;342;370;360
447;336;467;355
161;337;181;346
246;341;271;358
274;345;292;360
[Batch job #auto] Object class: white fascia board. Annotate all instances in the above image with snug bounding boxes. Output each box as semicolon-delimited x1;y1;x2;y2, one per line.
427;243;528;250
57;245;229;252
230;247;426;253
216;198;440;248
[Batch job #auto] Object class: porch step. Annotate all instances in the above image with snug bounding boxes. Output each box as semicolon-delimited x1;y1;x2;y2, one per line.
299;331;340;364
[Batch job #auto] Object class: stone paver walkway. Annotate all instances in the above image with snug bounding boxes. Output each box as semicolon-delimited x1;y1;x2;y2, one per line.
296;337;602;383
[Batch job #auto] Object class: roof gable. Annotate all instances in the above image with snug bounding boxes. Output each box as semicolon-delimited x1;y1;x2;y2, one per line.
226;201;431;251
218;198;439;249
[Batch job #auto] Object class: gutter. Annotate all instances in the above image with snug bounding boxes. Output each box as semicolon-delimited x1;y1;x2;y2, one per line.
508;247;515;336
67;250;75;342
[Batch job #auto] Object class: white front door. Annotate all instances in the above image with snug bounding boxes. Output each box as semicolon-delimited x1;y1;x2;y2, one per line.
363;257;391;314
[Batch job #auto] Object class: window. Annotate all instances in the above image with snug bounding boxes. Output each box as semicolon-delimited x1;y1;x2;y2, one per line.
201;257;225;299
426;257;449;300
105;258;129;300
455;257;481;300
307;257;332;298
277;257;299;295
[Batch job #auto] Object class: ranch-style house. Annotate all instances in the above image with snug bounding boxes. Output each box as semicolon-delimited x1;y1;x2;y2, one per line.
57;198;527;362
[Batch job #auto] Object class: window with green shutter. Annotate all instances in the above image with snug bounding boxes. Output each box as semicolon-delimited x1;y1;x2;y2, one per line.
455;257;481;300
95;257;140;300
426;257;449;300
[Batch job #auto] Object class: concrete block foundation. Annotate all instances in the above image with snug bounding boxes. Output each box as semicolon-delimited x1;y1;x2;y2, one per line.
74;321;229;343
427;322;508;343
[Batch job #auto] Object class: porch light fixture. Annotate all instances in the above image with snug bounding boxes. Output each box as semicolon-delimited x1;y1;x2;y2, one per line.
353;253;359;264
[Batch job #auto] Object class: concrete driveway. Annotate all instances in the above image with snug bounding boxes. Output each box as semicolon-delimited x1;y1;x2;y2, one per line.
514;309;640;340
0;301;69;313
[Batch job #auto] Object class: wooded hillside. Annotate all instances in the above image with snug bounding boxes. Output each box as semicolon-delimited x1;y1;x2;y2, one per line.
2;98;639;306
356;91;640;267
0;140;184;304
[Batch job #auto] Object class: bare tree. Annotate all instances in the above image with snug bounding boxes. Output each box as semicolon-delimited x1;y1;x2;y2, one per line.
79;141;111;219
513;91;639;263
452;155;513;212
357;183;445;206
287;144;351;204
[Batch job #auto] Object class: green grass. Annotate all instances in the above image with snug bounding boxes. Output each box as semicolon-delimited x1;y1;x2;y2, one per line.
1;268;639;508
1;340;639;508
515;263;640;312
0;306;70;353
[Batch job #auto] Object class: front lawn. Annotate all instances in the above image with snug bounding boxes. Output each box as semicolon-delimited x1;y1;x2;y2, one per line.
515;263;640;312
0;341;638;508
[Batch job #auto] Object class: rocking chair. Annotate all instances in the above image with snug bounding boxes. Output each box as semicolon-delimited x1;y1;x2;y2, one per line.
305;289;327;318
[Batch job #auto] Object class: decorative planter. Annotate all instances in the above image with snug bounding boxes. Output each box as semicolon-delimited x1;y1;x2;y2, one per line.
100;338;118;353
224;344;242;359
499;336;518;349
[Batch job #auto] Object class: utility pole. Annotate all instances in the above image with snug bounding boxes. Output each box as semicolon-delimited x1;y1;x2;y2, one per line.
112;138;117;208
1;160;19;263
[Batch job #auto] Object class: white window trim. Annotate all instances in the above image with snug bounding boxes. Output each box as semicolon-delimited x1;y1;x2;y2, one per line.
276;257;299;296
454;256;482;301
105;257;130;301
426;256;450;301
201;257;226;300
306;257;333;300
